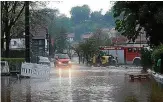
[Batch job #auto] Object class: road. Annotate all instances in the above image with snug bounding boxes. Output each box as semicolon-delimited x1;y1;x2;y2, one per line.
2;62;155;102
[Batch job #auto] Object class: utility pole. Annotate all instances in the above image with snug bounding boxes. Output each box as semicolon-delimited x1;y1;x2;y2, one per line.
25;1;30;62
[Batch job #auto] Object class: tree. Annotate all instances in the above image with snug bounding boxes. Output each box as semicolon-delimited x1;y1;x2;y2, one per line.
91;10;103;23
1;1;25;57
55;27;67;53
113;1;163;46
1;1;52;57
77;28;111;64
70;5;91;25
69;5;116;41
103;8;115;27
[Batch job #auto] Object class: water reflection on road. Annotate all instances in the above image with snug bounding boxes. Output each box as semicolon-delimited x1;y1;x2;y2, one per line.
1;65;161;102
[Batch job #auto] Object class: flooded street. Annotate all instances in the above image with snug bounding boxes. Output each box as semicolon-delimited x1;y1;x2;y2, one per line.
1;65;161;102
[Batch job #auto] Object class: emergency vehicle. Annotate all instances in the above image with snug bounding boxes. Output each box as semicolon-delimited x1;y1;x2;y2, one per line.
99;46;142;65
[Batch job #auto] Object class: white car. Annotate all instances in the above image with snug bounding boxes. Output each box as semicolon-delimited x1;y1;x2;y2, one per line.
38;56;51;66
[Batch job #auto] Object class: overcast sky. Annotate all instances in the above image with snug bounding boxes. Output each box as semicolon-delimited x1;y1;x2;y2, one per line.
47;0;114;17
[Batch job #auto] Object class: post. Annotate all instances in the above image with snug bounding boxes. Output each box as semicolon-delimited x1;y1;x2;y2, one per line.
25;1;30;62
140;33;141;47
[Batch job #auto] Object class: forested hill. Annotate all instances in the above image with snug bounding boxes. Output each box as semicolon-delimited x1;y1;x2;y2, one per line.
51;5;115;41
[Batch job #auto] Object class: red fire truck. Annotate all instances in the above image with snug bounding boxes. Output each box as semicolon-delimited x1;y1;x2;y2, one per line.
99;46;142;65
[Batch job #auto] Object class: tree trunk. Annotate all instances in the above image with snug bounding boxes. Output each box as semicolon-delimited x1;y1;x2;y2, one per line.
1;33;5;57
78;56;80;64
5;31;10;58
142;66;148;73
77;52;80;64
4;2;10;58
82;55;85;64
86;55;89;65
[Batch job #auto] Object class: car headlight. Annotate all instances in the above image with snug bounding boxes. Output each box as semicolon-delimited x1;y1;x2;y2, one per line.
58;62;62;64
68;61;72;64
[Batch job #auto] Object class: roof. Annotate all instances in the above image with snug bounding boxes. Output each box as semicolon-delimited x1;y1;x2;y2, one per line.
67;33;75;38
31;25;47;39
111;34;147;44
81;33;93;39
111;36;128;44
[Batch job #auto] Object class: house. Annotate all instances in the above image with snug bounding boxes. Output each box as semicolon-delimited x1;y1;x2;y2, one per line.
102;28;117;38
31;26;49;57
67;33;75;43
111;34;148;47
66;33;75;56
10;38;25;50
81;33;93;40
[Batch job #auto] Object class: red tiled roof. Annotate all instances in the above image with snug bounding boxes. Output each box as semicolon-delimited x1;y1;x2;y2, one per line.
81;34;93;39
67;33;75;38
111;36;128;44
112;34;147;44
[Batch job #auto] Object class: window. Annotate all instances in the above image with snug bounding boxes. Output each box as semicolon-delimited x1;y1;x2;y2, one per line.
133;48;137;52
138;48;141;53
13;41;17;46
128;48;132;52
39;40;43;45
58;54;69;59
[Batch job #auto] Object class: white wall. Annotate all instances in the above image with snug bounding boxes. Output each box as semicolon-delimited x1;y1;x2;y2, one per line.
10;38;25;49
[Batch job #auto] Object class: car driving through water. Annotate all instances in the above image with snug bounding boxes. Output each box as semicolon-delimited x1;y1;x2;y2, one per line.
54;54;72;68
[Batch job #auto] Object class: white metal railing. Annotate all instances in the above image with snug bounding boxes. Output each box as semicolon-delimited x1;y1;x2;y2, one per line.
21;62;50;78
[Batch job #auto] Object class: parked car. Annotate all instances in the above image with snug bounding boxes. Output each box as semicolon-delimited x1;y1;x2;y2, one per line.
1;61;10;75
54;54;72;68
38;56;51;66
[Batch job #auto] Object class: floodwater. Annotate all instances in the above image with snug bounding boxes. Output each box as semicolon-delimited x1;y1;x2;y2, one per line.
1;65;163;102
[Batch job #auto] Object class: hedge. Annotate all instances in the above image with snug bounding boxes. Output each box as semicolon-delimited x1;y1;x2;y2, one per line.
1;58;25;73
1;50;25;58
151;45;163;73
141;48;153;68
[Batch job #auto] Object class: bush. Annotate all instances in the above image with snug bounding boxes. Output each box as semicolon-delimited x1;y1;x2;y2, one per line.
1;58;25;73
151;45;163;72
1;50;25;58
141;48;153;68
151;45;163;62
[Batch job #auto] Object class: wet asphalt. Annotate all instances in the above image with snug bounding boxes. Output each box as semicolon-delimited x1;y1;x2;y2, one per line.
1;63;154;102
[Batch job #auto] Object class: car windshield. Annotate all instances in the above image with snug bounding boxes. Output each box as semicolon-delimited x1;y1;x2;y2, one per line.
58;54;69;59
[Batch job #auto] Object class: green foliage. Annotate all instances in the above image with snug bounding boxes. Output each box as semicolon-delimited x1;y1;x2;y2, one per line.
76;28;111;63
1;50;25;58
151;45;163;61
70;5;91;24
47;4;116;42
1;58;25;72
141;48;152;67
151;45;163;72
55;27;68;53
69;5;115;41
113;1;163;46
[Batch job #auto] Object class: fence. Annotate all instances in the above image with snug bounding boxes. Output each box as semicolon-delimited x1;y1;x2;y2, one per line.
21;62;50;78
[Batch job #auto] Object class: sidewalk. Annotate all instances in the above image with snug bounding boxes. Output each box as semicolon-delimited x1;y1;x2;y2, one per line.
147;69;163;84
